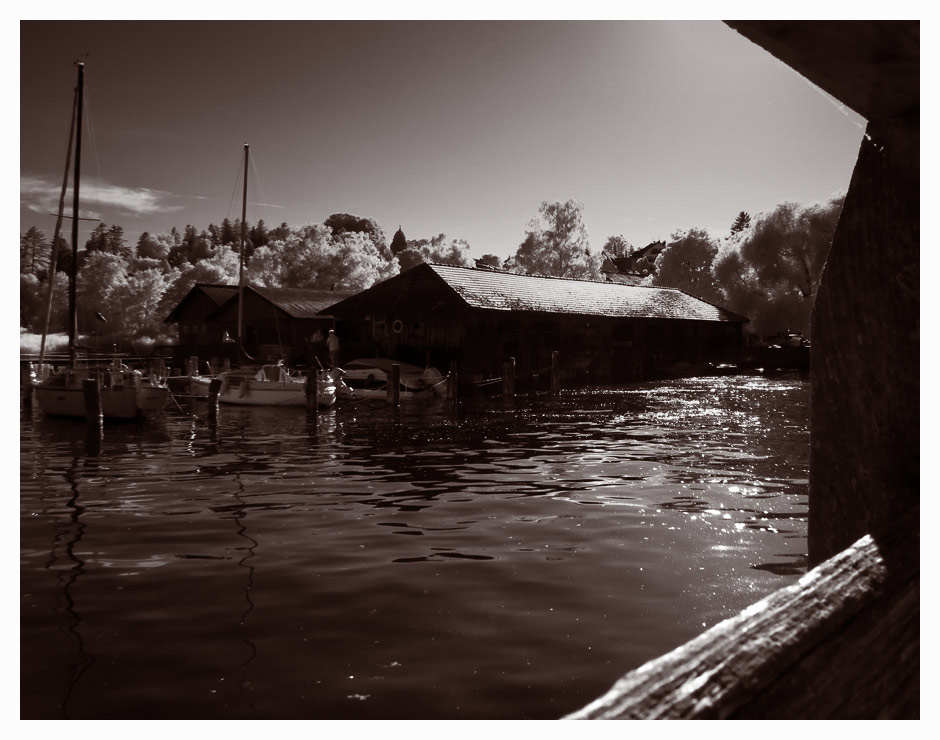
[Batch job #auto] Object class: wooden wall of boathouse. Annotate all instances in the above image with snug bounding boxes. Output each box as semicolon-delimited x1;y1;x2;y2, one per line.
164;284;345;371
329;264;745;387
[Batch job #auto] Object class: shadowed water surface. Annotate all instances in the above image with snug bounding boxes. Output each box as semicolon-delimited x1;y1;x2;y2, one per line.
21;374;809;719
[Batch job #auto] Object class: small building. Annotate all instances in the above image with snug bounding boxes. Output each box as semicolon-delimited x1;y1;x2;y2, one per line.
164;283;350;369
323;263;747;386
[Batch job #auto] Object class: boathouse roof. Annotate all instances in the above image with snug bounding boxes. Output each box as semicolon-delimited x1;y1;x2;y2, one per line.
325;263;748;323
242;285;352;318
164;283;238;322
166;284;352;323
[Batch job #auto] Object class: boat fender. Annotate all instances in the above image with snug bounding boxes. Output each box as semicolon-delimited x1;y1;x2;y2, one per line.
238;376;248;398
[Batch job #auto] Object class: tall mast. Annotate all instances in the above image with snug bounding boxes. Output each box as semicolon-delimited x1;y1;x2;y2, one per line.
68;61;84;366
236;143;248;354
38;84;78;369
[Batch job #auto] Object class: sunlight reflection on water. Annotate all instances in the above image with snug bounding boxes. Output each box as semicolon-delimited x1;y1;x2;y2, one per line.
21;374;809;719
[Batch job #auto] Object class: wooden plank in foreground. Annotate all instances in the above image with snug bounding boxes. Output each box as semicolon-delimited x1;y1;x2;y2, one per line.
564;509;919;719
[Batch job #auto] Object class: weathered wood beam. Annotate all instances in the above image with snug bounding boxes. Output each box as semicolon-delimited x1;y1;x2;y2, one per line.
564;508;918;719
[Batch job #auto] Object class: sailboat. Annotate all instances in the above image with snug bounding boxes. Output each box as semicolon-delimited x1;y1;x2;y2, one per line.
34;63;170;420
186;144;337;408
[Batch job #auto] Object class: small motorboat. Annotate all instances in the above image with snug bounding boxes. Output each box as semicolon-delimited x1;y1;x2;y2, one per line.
338;358;445;401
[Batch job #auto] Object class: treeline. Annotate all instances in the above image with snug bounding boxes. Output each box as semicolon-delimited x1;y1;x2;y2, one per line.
20;195;843;347
500;195;844;338
19;213;477;346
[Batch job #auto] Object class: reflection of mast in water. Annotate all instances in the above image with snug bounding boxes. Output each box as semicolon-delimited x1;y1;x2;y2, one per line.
232;468;259;714
46;439;98;719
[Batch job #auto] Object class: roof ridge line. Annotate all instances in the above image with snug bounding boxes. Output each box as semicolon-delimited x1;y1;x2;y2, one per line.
428;262;681;291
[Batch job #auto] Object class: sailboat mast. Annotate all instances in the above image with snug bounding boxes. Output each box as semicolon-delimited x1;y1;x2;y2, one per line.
38;86;78;369
68;61;84;366
236;143;248;352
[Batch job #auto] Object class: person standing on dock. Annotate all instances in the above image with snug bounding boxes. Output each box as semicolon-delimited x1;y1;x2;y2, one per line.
327;329;340;368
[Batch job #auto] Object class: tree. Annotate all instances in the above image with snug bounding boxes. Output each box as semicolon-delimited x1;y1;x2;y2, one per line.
478;254;501;268
246;223;397;292
325;213;389;258
249;219;269;250
158;245;240;321
647;228;724;304
509;200;600;279
21;226;49;276
397;233;474;271
269;222;291;241
20;271;68;332
730;211;752;236
136;232;171;261
84;223;131;259
714;195;844;336
220;218;237;246
602;234;633;258
111;267;176;338
390;226;408;255
167;224;211;267
75;250;129;335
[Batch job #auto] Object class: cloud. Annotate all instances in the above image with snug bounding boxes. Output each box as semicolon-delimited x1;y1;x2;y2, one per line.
20;174;187;220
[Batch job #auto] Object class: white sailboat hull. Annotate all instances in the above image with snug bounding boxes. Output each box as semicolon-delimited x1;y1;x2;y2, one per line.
190;367;337;408
35;366;170;420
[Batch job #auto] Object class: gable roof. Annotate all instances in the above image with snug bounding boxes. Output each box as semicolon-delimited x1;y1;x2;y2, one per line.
328;263;747;323
164;283;239;322
244;285;352;318
166;284;353;323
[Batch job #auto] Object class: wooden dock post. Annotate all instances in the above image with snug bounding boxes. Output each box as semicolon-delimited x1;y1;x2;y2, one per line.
448;360;458;402
551;351;560;394
305;371;319;416
503;357;515;399
21;362;33;407
82;377;102;425
388;364;401;406
207;377;222;416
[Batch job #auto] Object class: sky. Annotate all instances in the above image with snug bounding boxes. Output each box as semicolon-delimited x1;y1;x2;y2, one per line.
18;17;869;262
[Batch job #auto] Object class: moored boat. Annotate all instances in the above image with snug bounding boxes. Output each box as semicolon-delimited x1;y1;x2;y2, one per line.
34;62;170;421
338;358;445;400
35;359;169;420
190;364;336;407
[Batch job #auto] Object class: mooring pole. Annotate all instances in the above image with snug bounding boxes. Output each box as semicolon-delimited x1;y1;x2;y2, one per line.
503;357;515;399
448;360;458;402
21;362;33;407
207;377;222;418
388;364;401;406
82;377;101;426
305;371;319;417
551;350;561;394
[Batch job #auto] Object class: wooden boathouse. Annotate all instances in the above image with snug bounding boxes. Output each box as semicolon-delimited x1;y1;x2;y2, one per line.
164;284;350;369
322;263;747;387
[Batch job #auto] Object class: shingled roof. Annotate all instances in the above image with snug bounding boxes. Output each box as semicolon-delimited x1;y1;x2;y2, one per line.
327;263;747;323
164;283;239;322
245;285;352;318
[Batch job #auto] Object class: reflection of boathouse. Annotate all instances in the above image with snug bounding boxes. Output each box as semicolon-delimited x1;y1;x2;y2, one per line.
323;263;747;386
165;284;349;368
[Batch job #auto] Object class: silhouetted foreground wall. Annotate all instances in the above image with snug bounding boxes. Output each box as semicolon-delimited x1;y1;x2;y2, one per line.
809;112;919;565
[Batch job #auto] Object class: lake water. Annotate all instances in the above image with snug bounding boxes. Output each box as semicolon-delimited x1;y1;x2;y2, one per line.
20;374;810;719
